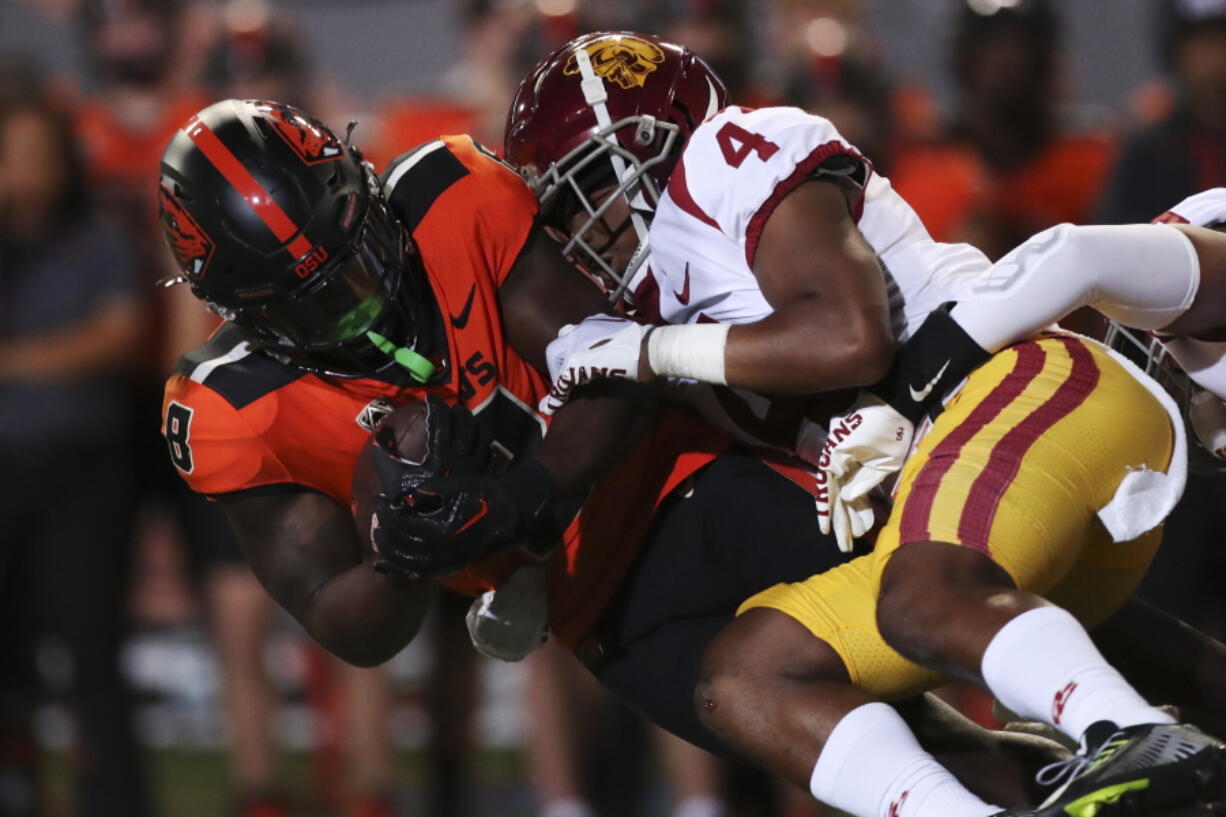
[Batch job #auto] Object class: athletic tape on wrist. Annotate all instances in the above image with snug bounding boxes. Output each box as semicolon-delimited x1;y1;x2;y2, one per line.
647;323;730;385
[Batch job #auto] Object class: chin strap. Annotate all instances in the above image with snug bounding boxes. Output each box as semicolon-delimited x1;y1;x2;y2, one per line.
574;47;653;243
366;330;436;383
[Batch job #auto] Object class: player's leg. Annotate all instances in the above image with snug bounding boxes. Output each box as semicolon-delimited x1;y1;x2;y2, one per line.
873;336;1226;811
710;569;1045;817
597;582;1055;817
592;449;1054;816
588;447;855;756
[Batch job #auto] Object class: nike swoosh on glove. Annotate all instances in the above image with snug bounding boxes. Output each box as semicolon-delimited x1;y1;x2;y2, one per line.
816;394;913;553
539;315;650;415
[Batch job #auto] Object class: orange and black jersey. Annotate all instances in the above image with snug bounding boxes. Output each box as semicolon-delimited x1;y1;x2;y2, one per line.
164;136;547;502
163;136;733;648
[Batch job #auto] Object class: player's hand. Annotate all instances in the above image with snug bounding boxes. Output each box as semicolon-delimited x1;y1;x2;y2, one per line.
1156;187;1226;228
1189;390;1226;459
371;455;559;580
369;394;496;578
370;394;491;487
371;470;522;580
815;394;913;553
540;315;652;415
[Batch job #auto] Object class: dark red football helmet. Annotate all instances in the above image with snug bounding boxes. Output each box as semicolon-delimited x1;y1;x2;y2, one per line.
505;31;727;303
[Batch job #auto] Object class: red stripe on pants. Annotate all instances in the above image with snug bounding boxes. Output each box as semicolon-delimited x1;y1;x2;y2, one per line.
899;342;1047;544
956;336;1100;552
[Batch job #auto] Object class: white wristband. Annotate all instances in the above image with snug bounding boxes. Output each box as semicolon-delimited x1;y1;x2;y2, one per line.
646;323;730;385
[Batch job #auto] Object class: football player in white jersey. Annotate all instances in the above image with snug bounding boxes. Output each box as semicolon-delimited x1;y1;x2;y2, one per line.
506;31;1226;817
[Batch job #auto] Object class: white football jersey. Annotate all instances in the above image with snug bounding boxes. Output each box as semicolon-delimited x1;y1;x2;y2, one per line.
602;106;1182;536
634;105;992;343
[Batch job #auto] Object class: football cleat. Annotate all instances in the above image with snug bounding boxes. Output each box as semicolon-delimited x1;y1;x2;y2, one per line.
1016;721;1226;816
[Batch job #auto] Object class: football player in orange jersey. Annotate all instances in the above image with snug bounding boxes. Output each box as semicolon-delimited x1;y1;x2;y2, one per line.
158;99;1090;810
158;97;677;666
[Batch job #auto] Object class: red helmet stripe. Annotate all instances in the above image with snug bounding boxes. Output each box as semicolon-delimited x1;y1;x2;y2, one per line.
185;116;314;260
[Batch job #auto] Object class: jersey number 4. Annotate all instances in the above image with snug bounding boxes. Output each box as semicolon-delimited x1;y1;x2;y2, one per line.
716;122;780;168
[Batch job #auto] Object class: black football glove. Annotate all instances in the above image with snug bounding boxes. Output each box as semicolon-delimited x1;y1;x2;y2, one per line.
372;456;561;580
369;394;494;577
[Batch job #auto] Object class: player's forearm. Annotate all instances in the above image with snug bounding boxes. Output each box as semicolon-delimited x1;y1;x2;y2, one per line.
303;567;437;667
220;490;436;667
534;383;656;516
722;296;894;393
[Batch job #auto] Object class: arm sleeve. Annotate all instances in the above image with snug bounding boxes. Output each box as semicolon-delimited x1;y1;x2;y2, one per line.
668;106;870;266
950;223;1201;353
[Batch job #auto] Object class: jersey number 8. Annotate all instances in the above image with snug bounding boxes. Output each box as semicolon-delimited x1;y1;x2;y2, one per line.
165;401;195;473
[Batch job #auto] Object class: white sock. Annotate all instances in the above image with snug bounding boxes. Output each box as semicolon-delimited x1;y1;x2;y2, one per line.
541;799;594;817
809;702;1000;817
672;795;725;817
981;606;1175;742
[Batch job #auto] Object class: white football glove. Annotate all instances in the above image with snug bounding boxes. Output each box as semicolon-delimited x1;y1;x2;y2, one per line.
1161;187;1226;227
1189;390;1226;459
466;563;549;662
540;315;650;415
816;394;914;553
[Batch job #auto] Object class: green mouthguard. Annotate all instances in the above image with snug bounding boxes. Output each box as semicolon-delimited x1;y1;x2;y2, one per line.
366;330;436;383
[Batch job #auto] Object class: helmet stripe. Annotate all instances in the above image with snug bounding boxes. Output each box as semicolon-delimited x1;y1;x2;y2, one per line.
184;116;314;260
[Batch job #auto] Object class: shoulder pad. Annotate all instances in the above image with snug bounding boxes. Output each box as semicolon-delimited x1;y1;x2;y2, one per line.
668;106;870;264
381;140;471;231
173;323;305;409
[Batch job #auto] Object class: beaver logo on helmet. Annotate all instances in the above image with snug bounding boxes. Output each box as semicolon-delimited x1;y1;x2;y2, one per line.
258;101;343;165
563;35;665;90
159;185;215;279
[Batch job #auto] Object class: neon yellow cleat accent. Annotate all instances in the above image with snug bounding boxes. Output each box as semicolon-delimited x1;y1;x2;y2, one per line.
1062;779;1148;817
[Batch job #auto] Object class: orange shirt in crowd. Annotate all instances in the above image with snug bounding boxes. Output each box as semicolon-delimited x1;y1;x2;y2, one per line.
890;132;1116;258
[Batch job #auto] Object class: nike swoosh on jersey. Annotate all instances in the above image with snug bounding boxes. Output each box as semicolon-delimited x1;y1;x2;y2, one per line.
451;285;476;329
674;263;691;305
909;359;951;403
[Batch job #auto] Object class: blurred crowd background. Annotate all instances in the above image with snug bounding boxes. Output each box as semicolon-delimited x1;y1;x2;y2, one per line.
1;0;1225;816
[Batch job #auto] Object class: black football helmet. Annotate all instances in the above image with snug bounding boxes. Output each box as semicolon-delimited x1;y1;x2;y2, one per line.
158;98;436;383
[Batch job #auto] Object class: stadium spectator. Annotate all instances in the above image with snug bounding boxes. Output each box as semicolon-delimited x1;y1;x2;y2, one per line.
0;98;151;817
1100;0;1226;223
890;0;1116;259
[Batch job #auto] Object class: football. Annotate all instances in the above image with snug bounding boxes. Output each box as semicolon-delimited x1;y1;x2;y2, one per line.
350;399;431;553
